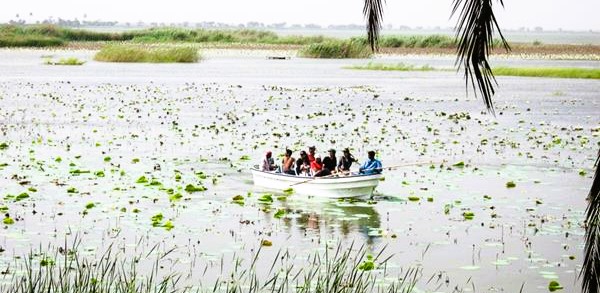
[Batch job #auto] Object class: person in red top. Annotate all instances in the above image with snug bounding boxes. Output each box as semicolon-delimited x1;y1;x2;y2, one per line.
307;146;316;163
311;155;331;177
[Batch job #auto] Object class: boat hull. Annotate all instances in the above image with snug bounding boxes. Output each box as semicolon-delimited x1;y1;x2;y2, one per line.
251;169;382;198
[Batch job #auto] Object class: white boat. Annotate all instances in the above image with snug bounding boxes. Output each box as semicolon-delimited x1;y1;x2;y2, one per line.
250;168;383;198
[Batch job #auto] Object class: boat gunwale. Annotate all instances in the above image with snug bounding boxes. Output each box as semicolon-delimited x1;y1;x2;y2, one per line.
250;168;383;181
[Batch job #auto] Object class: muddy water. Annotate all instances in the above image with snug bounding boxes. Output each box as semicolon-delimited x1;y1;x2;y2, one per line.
0;49;598;292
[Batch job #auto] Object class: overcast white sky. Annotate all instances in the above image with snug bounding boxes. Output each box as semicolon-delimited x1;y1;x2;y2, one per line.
2;0;599;31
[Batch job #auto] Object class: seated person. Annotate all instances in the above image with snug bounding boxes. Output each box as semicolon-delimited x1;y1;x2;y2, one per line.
337;148;357;172
307;146;316;163
296;151;311;176
261;151;277;172
322;149;337;174
359;151;382;175
281;149;296;175
311;156;331;177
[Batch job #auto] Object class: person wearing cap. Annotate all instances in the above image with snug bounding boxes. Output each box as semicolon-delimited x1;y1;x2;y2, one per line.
261;151;277;172
337;148;357;172
281;149;296;175
322;149;337;173
359;151;382;175
295;150;311;176
307;146;316;163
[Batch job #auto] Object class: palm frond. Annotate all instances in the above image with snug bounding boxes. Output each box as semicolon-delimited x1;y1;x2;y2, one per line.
452;0;510;114
363;0;385;51
582;150;600;293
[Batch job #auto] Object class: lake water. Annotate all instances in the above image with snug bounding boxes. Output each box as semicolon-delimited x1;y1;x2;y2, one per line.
0;49;598;292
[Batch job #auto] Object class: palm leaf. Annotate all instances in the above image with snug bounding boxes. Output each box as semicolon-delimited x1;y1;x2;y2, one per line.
582;150;600;293
452;0;510;114
363;0;385;51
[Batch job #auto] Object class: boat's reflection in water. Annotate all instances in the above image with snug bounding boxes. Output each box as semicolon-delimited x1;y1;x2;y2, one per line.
278;196;382;244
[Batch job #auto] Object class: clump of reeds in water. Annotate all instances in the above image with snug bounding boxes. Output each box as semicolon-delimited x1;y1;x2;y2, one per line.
0;240;419;293
44;57;85;65
94;45;200;63
348;62;435;71
299;40;372;59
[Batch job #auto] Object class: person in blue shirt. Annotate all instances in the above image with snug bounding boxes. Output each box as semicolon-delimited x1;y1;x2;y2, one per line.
359;151;382;175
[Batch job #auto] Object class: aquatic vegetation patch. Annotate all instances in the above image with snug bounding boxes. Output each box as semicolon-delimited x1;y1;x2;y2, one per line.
184;183;206;192
44;57;85;65
299;40;372;59
492;67;600;79
347;62;434;71
94;45;200;63
351;34;460;48
548;280;563;291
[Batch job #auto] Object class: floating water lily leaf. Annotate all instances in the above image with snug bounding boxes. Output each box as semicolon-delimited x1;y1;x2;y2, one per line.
548;280;563;292
258;194;273;203
151;213;163;227
184;184;206;193
578;169;587;176
261;239;272;246
15;192;30;201
0;142;8;150
70;169;91;175
239;155;251;161
408;196;420;201
169;193;182;202
136;176;148;183
463;211;475;220
358;255;375;271
283;188;294;195
95;171;105;177
85;202;95;209
103;156;111;162
274;209;286;219
163;220;174;231
453;161;465;167
506;181;516;188
3;217;15;225
67;187;78;193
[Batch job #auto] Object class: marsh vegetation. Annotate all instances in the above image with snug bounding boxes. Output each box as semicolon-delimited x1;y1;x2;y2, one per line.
94;45;200;63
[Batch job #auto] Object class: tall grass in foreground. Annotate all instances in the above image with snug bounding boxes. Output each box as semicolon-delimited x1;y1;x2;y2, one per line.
492;67;600;79
1;241;420;293
94;45;200;63
299;40;372;59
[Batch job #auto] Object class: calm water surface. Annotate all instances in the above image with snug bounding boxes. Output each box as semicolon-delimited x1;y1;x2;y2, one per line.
0;49;598;292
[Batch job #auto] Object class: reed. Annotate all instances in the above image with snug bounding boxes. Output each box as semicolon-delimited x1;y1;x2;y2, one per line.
1;240;420;293
44;57;85;65
299;40;372;59
94;45;200;63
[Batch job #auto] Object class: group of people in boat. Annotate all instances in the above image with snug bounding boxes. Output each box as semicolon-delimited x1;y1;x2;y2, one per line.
260;146;382;177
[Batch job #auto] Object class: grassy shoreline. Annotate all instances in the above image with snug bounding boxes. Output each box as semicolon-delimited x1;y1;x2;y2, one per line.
2;24;600;59
348;62;600;79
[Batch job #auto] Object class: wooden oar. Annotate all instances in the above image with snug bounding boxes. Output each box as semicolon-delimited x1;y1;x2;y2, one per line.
289;161;440;187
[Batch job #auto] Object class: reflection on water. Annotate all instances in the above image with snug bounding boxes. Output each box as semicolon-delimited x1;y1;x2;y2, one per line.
282;198;381;243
